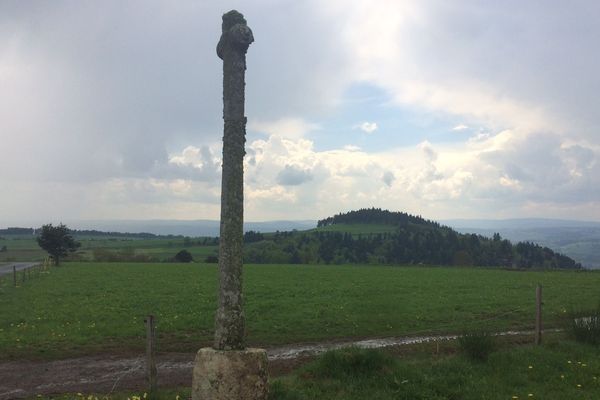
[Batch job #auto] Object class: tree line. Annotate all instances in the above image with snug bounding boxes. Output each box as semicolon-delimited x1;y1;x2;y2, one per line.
317;208;441;229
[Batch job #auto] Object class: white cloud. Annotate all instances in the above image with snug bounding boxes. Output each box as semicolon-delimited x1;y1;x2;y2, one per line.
343;145;361;152
355;121;378;134
248;117;320;140
452;124;469;131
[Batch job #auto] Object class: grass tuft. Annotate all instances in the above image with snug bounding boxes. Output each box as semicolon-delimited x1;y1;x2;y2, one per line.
306;347;395;379
569;307;600;345
458;330;495;361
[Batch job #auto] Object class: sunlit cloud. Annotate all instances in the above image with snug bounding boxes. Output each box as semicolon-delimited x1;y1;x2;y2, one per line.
452;124;469;131
355;121;378;134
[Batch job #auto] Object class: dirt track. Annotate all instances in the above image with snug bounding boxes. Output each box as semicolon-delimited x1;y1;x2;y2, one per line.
0;351;313;399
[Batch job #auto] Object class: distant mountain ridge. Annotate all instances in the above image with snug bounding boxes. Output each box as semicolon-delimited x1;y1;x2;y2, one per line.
442;218;600;229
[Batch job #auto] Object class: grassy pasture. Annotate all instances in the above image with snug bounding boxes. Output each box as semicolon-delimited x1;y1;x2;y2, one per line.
1;263;599;361
0;237;46;262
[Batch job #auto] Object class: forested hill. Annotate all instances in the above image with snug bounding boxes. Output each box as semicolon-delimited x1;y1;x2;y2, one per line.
244;208;582;269
317;208;440;229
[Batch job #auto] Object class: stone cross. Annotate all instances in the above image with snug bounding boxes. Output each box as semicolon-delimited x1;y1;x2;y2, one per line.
192;12;267;399
214;10;254;351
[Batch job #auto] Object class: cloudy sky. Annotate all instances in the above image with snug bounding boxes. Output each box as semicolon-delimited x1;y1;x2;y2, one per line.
2;0;599;225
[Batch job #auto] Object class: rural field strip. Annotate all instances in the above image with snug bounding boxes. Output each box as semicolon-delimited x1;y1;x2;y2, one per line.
0;329;555;399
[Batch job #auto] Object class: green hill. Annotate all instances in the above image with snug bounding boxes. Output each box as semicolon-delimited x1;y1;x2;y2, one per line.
244;208;581;269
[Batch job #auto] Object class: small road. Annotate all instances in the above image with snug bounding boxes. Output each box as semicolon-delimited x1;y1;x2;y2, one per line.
0;262;39;277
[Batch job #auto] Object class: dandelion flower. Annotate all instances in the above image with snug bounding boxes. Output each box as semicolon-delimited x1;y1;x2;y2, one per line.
528;365;533;369
528;394;533;398
582;363;587;367
560;375;565;379
568;360;572;364
577;384;582;388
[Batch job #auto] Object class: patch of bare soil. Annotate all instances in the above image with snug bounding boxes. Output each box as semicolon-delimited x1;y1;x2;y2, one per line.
0;351;317;400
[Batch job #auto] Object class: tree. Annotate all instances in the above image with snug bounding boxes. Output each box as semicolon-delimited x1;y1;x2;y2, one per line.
174;249;193;263
36;223;80;265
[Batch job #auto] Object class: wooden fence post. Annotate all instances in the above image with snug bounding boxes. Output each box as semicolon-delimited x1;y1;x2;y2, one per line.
535;284;542;345
145;315;157;396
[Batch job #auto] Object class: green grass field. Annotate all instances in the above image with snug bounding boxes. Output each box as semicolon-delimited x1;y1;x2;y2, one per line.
1;262;599;361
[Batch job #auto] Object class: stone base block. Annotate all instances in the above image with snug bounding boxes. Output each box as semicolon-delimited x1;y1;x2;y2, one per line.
192;347;268;400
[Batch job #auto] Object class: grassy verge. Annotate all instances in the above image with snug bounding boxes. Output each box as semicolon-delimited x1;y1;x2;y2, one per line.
271;339;600;399
1;262;599;360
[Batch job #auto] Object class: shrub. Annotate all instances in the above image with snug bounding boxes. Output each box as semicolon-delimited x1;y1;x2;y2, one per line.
174;249;193;263
205;255;218;263
458;330;495;362
569;307;600;345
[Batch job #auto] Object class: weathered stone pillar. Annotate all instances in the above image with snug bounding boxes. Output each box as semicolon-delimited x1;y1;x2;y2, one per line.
192;10;268;400
214;9;253;351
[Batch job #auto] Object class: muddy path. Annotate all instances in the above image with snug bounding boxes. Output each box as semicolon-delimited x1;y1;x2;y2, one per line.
0;331;535;399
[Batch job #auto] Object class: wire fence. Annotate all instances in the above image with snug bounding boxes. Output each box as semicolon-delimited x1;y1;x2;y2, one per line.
0;258;51;288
